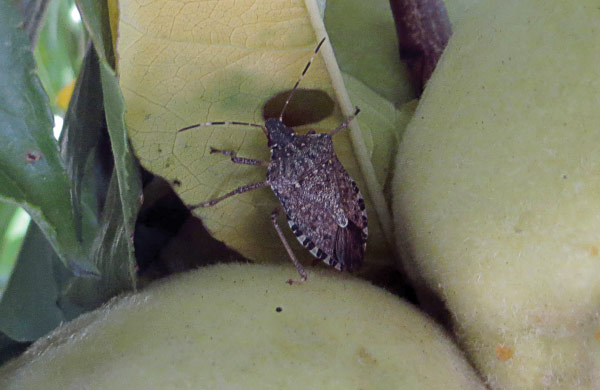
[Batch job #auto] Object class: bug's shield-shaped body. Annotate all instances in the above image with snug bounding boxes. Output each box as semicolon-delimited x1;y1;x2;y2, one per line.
266;121;368;271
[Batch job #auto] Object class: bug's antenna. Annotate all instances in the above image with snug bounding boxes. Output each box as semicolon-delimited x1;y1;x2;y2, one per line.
278;37;327;122
178;121;268;136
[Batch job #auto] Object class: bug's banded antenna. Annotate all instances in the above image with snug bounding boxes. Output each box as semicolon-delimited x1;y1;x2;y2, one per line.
178;121;268;136
278;37;327;122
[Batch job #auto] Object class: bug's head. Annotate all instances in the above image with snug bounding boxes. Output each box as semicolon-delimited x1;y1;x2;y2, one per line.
265;118;295;148
263;37;326;149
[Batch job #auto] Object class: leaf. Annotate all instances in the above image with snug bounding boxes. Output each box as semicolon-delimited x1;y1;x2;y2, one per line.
0;0;97;276
64;172;137;309
58;41;138;309
100;61;142;258
324;0;414;105
75;0;115;66
0;223;65;342
0;207;29;293
60;43;105;241
76;0;142;289
0;5;142;348
0;33;111;353
117;0;404;271
342;74;417;199
0;203;19;254
15;0;51;47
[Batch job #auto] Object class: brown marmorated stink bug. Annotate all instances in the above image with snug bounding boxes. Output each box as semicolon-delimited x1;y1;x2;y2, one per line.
178;38;368;284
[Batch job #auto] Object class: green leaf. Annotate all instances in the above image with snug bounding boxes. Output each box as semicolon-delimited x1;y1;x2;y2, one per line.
15;0;51;47
0;29;103;352
0;0;97;276
342;73;417;200
325;0;413;105
100;61;142;268
75;0;114;66
64;172;137;309
76;0;142;288
0;0;141;355
55;14;140;307
0;207;30;293
59;43;105;239
0;203;19;253
0;223;65;342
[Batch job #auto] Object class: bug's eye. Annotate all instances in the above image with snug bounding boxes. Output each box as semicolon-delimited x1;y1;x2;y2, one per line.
262;88;334;127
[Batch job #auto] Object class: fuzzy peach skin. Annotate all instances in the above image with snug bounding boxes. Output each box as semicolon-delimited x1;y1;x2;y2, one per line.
393;0;600;389
0;264;484;389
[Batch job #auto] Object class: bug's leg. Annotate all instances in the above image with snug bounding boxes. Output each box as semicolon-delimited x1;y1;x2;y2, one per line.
191;181;269;209
329;106;361;136
271;208;308;285
210;147;269;166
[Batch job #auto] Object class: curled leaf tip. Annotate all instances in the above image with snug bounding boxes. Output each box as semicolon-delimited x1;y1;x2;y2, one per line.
67;259;101;279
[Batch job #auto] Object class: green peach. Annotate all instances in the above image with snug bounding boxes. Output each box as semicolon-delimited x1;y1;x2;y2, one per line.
0;264;483;389
394;0;600;388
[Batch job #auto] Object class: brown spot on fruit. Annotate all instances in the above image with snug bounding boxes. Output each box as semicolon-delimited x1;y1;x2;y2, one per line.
357;346;377;365
495;345;514;361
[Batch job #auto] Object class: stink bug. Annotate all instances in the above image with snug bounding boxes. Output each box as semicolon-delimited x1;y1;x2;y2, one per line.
178;38;368;283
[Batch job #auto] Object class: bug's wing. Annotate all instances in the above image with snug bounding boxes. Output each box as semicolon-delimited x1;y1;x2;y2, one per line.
331;158;367;230
333;219;365;271
282;168;342;268
282;157;367;271
331;158;368;271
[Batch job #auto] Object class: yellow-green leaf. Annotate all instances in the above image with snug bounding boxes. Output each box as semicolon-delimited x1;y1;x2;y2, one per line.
118;0;398;271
